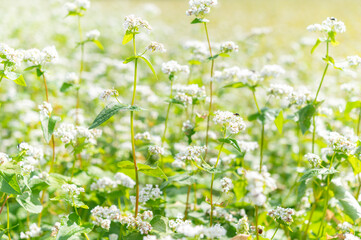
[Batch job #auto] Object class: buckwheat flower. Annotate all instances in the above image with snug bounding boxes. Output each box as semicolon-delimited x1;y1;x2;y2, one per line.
42;46;59;64
338;222;353;232
135;131;151;141
268;207;295;225
114;172;136;188
90;177;118;191
267;84;293;97
245;169;276;206
174;146;207;163
324;131;357;155
287;87;312;106
236;216;250;234
172;159;186;168
220;177;233;193
344;233;360;240
144;236;157;240
19;157;38;174
183;40;208;60
86;29;100;41
346;55;361;67
18;142;34;155
50;222;61;237
173;84;206;99
123;15;152;32
213;110;246;134
304;153;321;167
20;223;42;238
174;92;193;105
65;72;78;83
99;88;119;101
260;64;285;78
307;17;346;34
220;41;239;54
146;42;166;53
0;152;11;165
109;234;119;240
38;101;52;117
65;0;90;15
162;60;189;76
131;184;162;204
62;183;85;195
186;0;218;19
176;222;204;237
203;224;227;238
148;145;165;155
0;43;24;67
238;141;258;152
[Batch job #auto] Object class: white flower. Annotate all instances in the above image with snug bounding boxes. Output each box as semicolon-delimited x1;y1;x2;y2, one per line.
338;222;353;232
304;153;321;167
146;42;166;53
54;123;102;144
86;29;100;41
130;184;162;204
99;88;118;101
186;0;218;19
62;183;85;195
20;223;42;238
0;152;11;165
220;177;233;193
236;216;250;234
323;131;357;155
135;131;151;141
51;222;61;237
24;46;58;66
174;146;206;163
162;61;189;76
65;72;79;83
0;43;24;67
344;233;360;240
307;17;346;34
268;206;295;224
346;55;361;67
38;101;53;117
260;65;285;78
123;15;152;32
213;110;246;134
148;145;165;155
267;84;293;97
203;224;227;238
114;172;136;188
220;41;239;54
65;0;90;14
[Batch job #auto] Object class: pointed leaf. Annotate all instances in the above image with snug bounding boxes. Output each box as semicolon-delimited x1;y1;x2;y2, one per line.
274;110;284;134
0;171;21;195
138;56;158;80
16;191;43;213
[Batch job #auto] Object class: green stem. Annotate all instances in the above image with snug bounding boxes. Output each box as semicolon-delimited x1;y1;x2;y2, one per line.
71;152;77;180
184;184;192;220
76;16;84;126
6;198;11;240
203;22;215;161
130;35;139;218
255;206;259;240
303;201;317;240
270;225;280;240
209;142;224;226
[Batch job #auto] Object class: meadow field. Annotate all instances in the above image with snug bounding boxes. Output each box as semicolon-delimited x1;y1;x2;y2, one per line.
1;0;361;239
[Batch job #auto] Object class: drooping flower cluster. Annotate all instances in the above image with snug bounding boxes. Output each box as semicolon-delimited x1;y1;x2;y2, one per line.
62;183;85;195
186;0;218;19
0;152;11;165
220;177;233;193
213;110;246;134
130;184;162;204
161;60;189;76
20;223;42;239
65;0;91;15
90;206;153;234
307;17;346;34
146;42;166;53
173;145;207;167
23;46;59;66
54;123;102;144
85;29;100;41
304;153;321;167
268;207;295;225
99;88;119;101
123;15;152;32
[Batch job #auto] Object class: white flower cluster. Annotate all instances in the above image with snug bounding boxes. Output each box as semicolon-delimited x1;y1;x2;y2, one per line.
51;222;61;237
338;222;353;232
268;206;295;224
238;140;259;153
244;168;277;206
307;17;346;34
213;110;246;134
174;146;207;167
23;46;59;66
62;183;85;195
0;152;11;165
146;42;166;53
114;172;136;188
183;40;208;60
65;72;78;83
131;184;162;204
186;0;218;19
304;153;321;167
323;131;357;155
18;142;43;174
344;233;360;240
99;88;118;101
0;43;24;68
123;15;152;32
213;67;262;86
173;84;206;105
135;131;152;141
162;61;189;76
220;41;239;54
260;64;285;78
54;123;102;144
236;216;250;234
174;92;192;105
20;223;42;239
148;145;165;155
267;84;294;97
86;29;100;41
38;101;53;118
220;177;233;193
346;55;361;67
286;87;312;106
174;220;226;238
91;205;153;234
91;172;136;191
65;0;91;15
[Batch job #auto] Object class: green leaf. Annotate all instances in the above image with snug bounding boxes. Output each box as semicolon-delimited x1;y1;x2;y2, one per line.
138;56;158;80
330;180;361;222
248;107;279;124
60;82;74;93
41;115;61;143
13;75;26;87
56;223;92;240
345;101;361;114
24;65;40;71
191;18;207;24
122;31;134;45
123;56;137;64
16;191;43;213
150;216;168;232
274;110;284;134
4;71;21;81
208;54;219;60
223;82;247;89
298;104;316;134
117;161;167;180
218;138;242;153
92;40;104;50
124;232;143;240
89;103;143;129
311;38;321;54
0;171;21;195
347;155;361;175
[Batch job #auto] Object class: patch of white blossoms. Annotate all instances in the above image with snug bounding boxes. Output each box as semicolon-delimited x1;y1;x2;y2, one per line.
173;84;206;105
38;101;53;118
62;184;85;195
346;55;361;67
54;123;102;144
65;0;91;15
148;145;165;155
123;15;152;32
304;153;321;167
99;88;118;101
260;64;285;78
131;184;162;204
91;173;136;191
213;110;246;134
0;43;24;68
268;207;295;224
267;84;294;97
0;152;11;165
86;29;100;41
18;142;43;174
146;42;166;53
220;177;233;193
173;146;207;168
173;219;226;238
162;61;189;76
220;41;239;54
23;46;59;66
20;223;42;239
186;0;218;19
307;17;346;34
323;131;357;155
